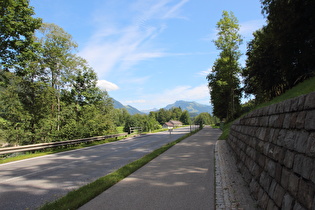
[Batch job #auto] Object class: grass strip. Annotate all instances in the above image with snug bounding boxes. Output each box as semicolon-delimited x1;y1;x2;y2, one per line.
40;128;200;210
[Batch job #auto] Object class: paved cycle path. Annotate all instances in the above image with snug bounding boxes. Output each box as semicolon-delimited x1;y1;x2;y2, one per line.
80;126;221;210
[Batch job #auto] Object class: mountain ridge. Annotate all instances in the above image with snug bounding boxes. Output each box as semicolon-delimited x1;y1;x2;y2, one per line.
113;98;212;116
164;100;212;115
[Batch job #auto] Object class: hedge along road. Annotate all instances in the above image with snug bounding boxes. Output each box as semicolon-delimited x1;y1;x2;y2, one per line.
0;126;193;210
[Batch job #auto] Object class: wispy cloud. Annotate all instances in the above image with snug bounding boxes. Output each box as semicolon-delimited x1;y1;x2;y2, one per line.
197;68;211;77
79;0;190;79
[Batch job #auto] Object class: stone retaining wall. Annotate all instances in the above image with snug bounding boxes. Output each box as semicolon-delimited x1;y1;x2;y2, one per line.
227;92;315;209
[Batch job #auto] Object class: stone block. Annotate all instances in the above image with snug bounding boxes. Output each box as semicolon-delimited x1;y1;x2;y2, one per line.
291;97;300;112
265;158;277;178
271;129;281;145
251;162;263;179
274;145;285;164
282;193;294;210
257;153;266;168
260;171;272;192
276;114;286;128
274;184;286;207
265;128;275;142
274;162;283;183
293;154;313;180
288;172;300;197
283;113;292;129
283;150;295;169
283;99;292;113
268;179;278;198
258;191;270;209
293;154;304;177
304;92;315;110
283;130;297;151
276;101;286;114
281;167;290;189
260;116;270;127
269;115;278;128
294;130;310;153
305;110;315;131
267;199;277;210
258;127;268;141
296;111;307;129
268;103;278;115
293;202;306;210
257;141;265;153
289;112;299;129
297;94;307;111
276;129;287;147
249;179;260;200
297;179;315;210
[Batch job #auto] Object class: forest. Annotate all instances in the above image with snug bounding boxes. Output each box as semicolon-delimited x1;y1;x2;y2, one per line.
0;0;217;146
207;0;315;122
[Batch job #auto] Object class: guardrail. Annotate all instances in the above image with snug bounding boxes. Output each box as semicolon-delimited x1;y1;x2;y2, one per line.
0;133;127;156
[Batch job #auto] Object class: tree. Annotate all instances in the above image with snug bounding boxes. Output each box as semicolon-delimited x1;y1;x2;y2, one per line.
194;112;212;125
180;110;190;125
156;108;171;125
0;0;42;69
242;27;284;103
243;0;315;103
37;23;78;131
207;11;243;121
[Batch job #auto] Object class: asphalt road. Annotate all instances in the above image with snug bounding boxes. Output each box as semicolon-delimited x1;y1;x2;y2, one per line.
0;126;193;210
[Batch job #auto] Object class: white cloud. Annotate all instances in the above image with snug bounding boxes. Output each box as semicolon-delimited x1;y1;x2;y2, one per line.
197;68;211;76
97;80;119;91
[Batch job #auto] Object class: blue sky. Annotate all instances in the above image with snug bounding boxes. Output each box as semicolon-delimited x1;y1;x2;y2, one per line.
30;0;265;111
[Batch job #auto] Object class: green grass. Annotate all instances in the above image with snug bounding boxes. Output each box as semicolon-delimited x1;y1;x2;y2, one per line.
116;126;124;133
40;129;200;210
219;76;315;140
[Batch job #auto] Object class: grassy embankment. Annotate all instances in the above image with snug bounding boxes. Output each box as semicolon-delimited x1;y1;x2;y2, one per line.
219;76;315;140
40;128;200;210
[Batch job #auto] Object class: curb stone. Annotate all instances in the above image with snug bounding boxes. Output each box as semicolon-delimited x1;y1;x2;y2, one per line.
215;140;260;210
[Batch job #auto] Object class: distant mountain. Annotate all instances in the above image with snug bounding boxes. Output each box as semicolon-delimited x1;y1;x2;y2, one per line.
164;100;212;116
112;98;144;115
124;105;144;115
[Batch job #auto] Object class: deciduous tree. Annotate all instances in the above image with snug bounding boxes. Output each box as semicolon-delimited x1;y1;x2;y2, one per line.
207;11;242;121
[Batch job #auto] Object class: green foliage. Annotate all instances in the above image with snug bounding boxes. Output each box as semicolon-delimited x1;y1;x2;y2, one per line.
207;11;242;121
194;112;216;125
123;114;161;133
0;0;42;69
179;110;190;125
0;21;116;145
243;0;315;103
